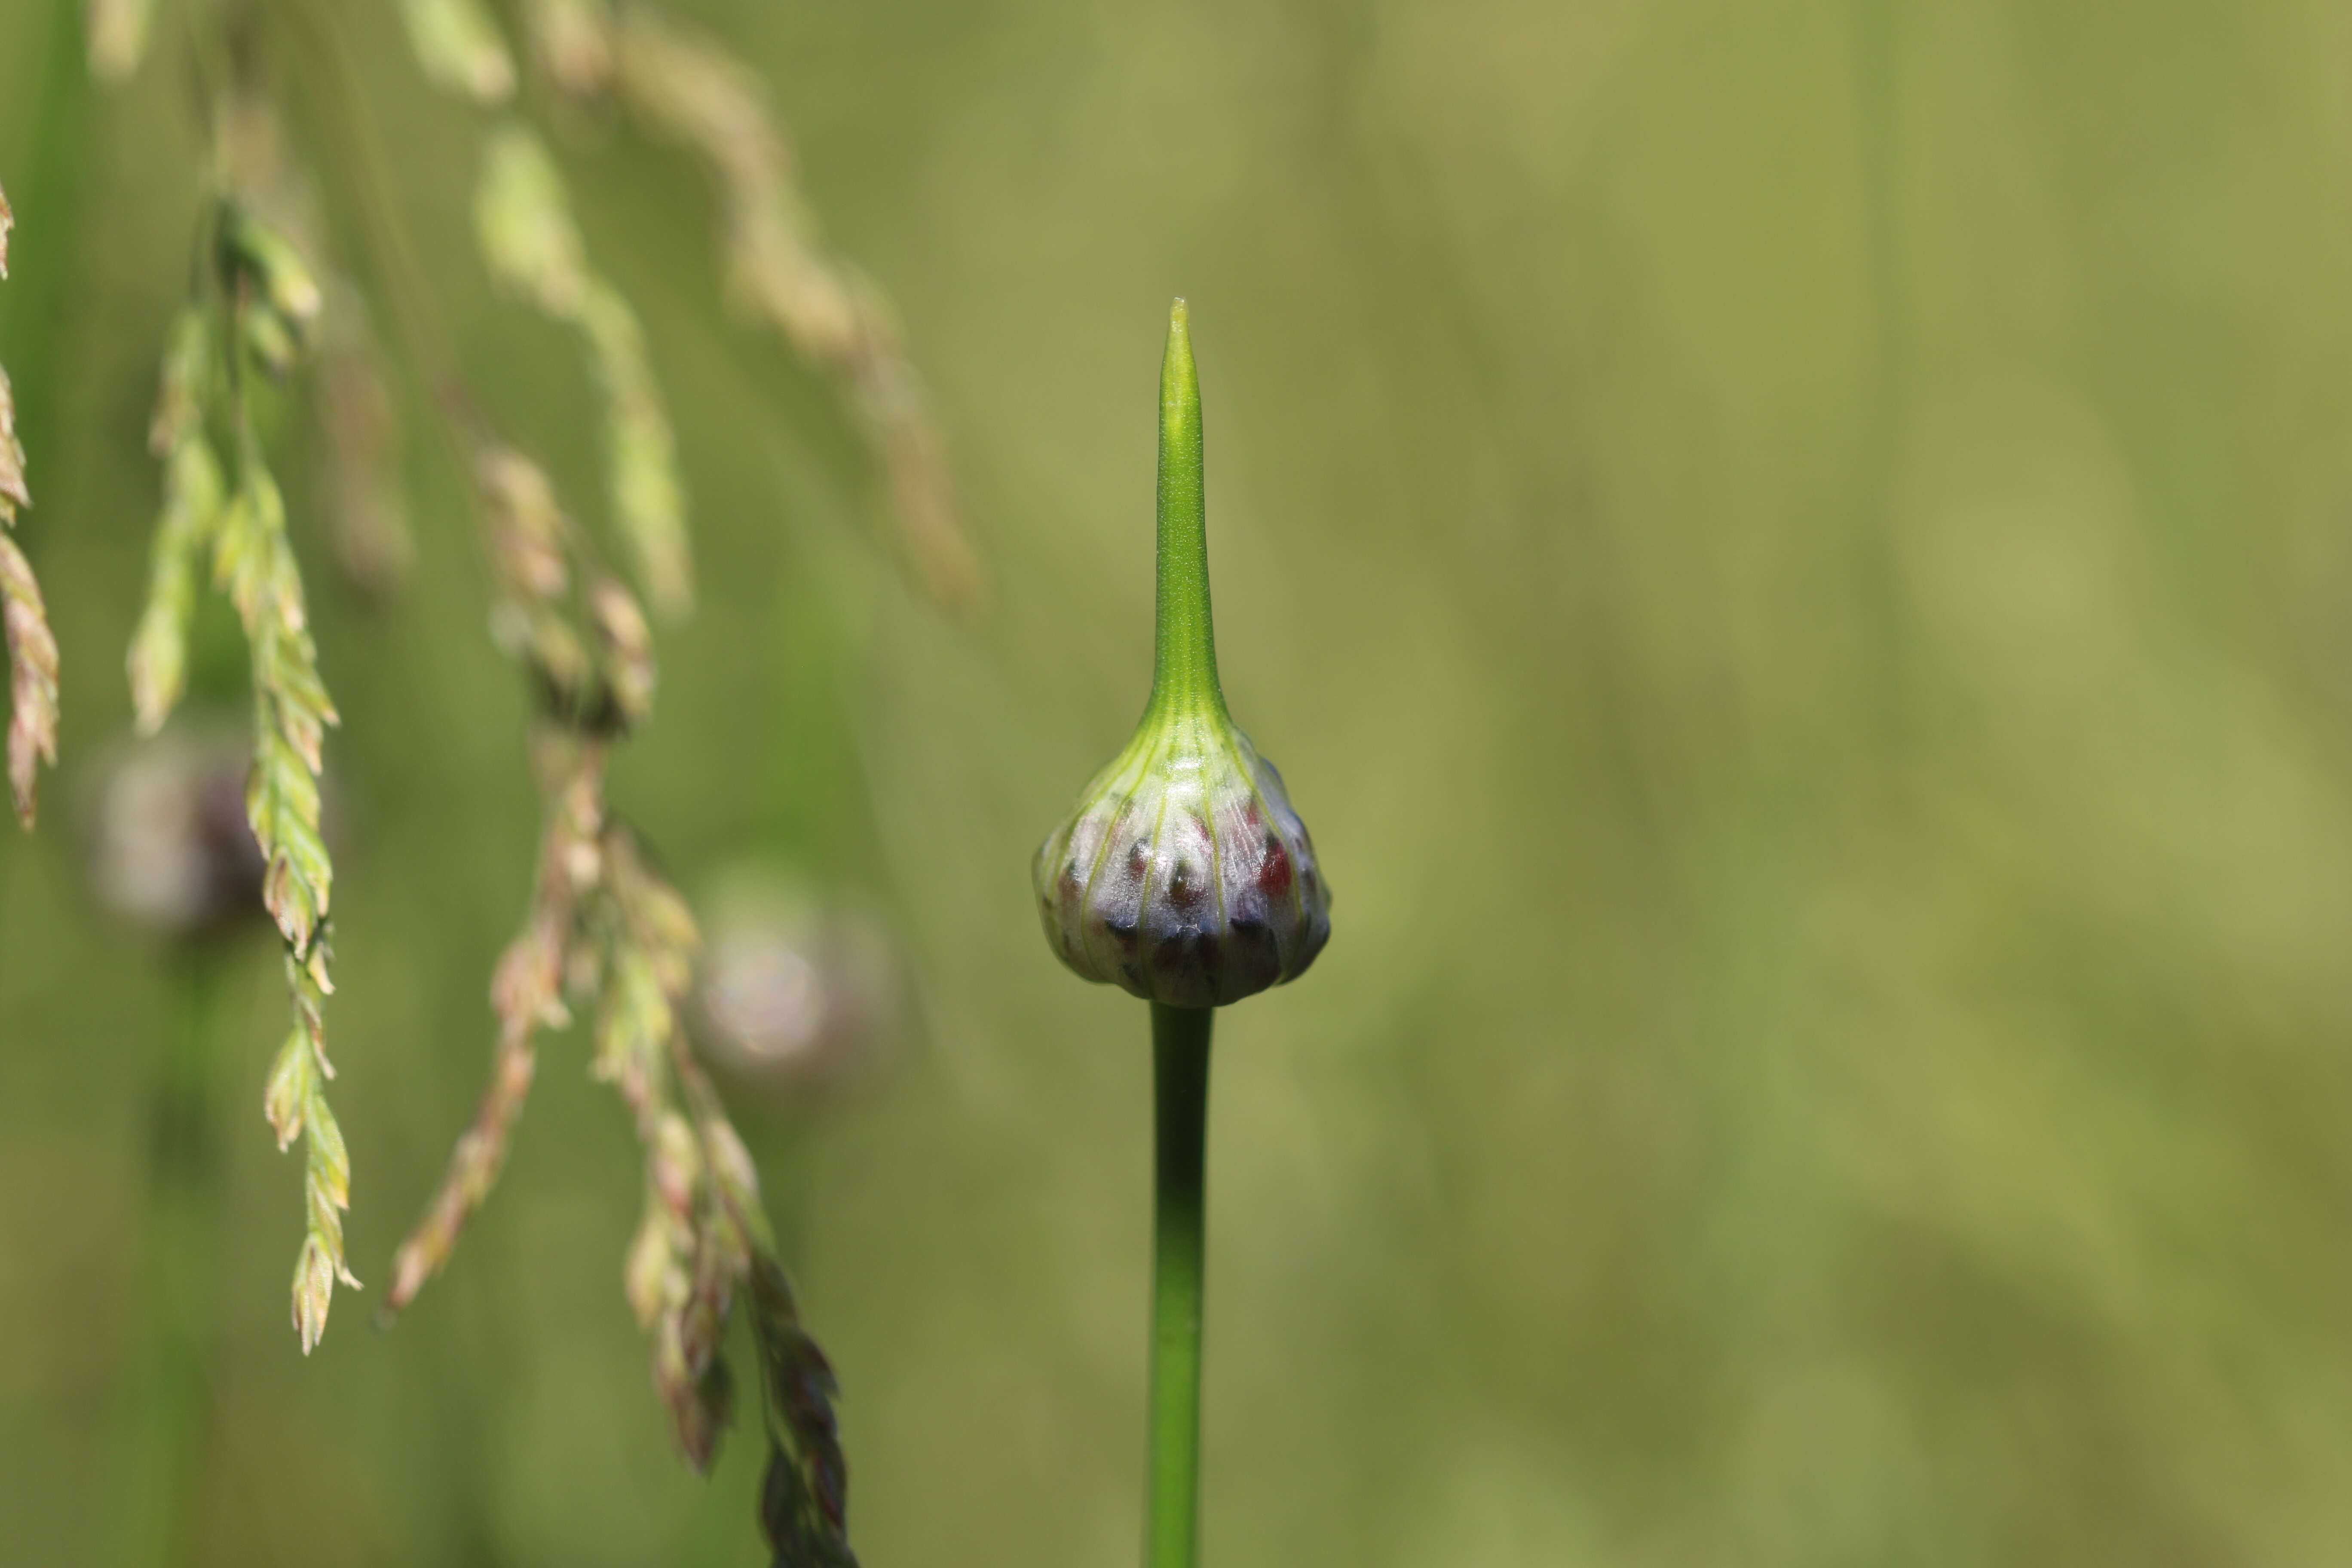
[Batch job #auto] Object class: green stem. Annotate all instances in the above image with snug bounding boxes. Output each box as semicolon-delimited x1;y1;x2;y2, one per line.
103;953;229;1568
1148;1001;1213;1568
1148;301;1225;724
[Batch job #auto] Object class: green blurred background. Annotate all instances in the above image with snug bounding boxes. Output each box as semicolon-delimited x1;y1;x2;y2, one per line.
7;0;2352;1563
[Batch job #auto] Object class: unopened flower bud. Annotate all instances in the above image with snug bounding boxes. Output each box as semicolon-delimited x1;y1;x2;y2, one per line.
693;875;900;1104
89;731;270;939
1033;302;1329;1008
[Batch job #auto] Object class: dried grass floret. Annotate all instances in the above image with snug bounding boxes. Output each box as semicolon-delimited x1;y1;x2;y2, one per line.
1;533;59;828
0;183;59;830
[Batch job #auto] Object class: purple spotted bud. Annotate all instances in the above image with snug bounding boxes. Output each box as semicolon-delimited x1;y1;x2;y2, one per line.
1035;712;1328;1007
1032;302;1329;1008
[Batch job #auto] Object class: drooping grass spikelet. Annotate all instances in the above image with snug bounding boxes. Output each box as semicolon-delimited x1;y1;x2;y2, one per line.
386;439;854;1560
213;450;337;952
372;23;854;1548
129;310;227;735
397;0;517;105
578;283;690;617
594;830;736;1462
208;61;416;600
264;942;359;1353
749;1253;856;1568
0;370;21;517
84;0;157;82
385;446;650;1323
1;533;59;830
549;6;982;610
125;441;219;733
216;422;355;1348
384;734;606;1315
218;205;323;383
475;126;588;314
141;201;355;1347
475;125;693;616
605;830;860;1568
680;1054;856;1566
0;181;60;830
521;0;613;95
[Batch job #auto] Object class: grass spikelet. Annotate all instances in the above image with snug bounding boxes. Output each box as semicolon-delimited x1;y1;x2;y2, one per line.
475;127;589;314
750;1255;856;1568
0;182;59;830
384;737;605;1316
0;368;22;519
1;533;59;830
268;946;360;1354
386;437;853;1560
397;0;516;105
218;434;352;1348
474;127;693;615
521;0;613;95
129;427;226;735
358;28;852;1547
579;9;982;610
214;450;338;948
136;203;354;1346
579;285;690;616
84;0;158;82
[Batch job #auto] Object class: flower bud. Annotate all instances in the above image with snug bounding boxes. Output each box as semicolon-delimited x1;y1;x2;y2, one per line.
89;730;270;940
1032;302;1329;1008
692;874;901;1104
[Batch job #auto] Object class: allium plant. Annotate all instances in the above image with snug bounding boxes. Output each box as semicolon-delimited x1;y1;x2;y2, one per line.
1033;302;1331;1567
5;0;978;1559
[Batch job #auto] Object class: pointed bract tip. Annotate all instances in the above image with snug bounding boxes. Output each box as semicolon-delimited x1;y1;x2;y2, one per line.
1169;297;1188;331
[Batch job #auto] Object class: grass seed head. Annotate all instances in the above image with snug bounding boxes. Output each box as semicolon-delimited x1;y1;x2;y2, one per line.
398;0;517;105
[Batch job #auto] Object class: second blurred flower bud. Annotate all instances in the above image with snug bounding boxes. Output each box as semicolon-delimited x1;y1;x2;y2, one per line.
90;730;270;940
692;872;900;1106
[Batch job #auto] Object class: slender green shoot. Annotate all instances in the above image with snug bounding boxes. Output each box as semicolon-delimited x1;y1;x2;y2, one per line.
1148;1001;1213;1568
